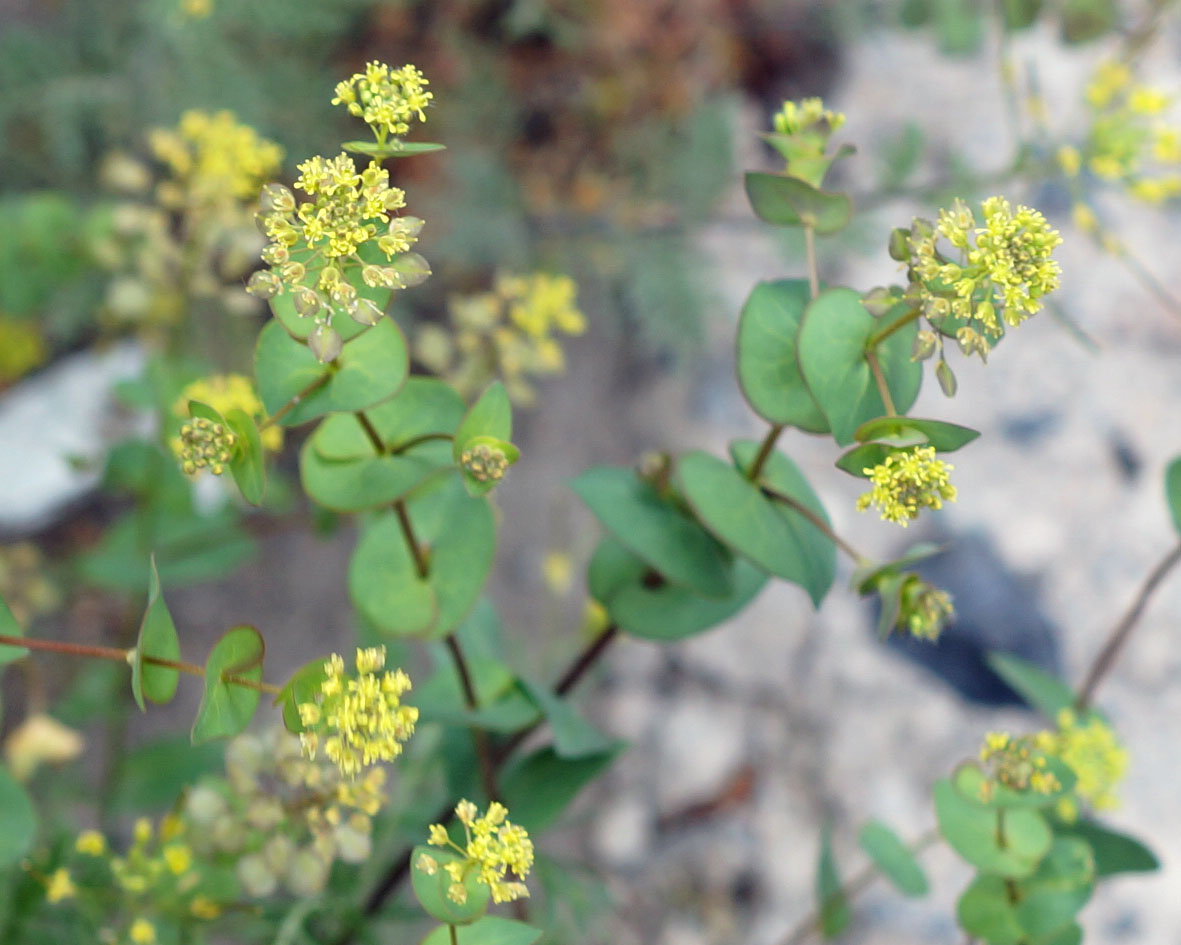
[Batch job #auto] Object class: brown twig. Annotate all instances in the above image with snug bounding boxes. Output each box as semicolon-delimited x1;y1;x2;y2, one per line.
445;634;500;802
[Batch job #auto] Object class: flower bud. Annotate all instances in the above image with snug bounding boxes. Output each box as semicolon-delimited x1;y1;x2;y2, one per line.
261;243;289;266
393;252;431;287
390;216;425;240
246;270;282;300
935;358;957;397
310;324;343;363
912;329;938;361
351;298;384;326
887;227;911;261
237;853;278;898
294;287;323;319
861;286;896;317
260;183;296;214
279;261;306;285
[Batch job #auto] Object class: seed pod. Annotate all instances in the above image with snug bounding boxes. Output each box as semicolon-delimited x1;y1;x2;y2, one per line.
351;298;384;326
246;270;282;300
310;324;343;363
936;358;957;397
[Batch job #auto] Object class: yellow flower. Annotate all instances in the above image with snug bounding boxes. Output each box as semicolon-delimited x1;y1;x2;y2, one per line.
426;800;534;904
190;896;221;919
977;731;1060;798
129;918;157;944
856;446;956;526
163;843;192;875
45;868;75;903
332;62;433;138
0;317;48;384
76;830;107;856
297;647;418;778
1039;709;1128;818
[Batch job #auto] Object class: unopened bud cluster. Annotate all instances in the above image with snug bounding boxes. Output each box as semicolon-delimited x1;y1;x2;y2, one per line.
977;731;1061;801
766;97;848;186
897;575;954;642
460;442;509;483
177;417;236;476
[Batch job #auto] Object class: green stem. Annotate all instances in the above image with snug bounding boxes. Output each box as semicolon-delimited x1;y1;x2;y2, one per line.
865;306;921;349
1076;541;1181;710
355;410;386;454
394;500;430;579
996;808;1007;850
759;487;867;565
0;634;281;695
448;925;458;945
746;424;785;482
259;373;331;431
804;223;820;299
865;349;897;416
445;634;500;802
391;431;454;455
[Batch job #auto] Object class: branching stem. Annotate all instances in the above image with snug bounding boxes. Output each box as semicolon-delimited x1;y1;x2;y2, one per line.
259;373;331;431
759;487;867;565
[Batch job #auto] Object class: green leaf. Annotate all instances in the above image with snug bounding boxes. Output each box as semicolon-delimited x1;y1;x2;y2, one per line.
835;442;901;479
0;594;27;666
269;244;391;343
418;916;542;945
131;556;181;711
0;765;35;867
851;543;943;595
588;537;768;641
853;416;980;452
744;172;853;235
858;820;929;896
796;291;922;445
254;318;409;427
735;279;829;432
348;476;496;638
313;378;464;460
520;679;616;759
301;440;452;512
453;382;512;462
571;466;734;598
191;626;264;743
1057;819;1159;877
956;874;1024;945
1038;924;1083;945
676;449;834;606
816;826;850;937
500;746;624;833
934;778;1052;878
985;652;1077;720
343;140;447;159
410;845;491;926
225;408;266;506
1014;837;1094;940
274;657;330;734
1165;456;1181;536
952;758;1077;810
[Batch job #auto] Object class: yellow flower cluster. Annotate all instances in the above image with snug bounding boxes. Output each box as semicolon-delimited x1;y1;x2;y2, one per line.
897;575;954;641
977;731;1061;801
250;154;429;361
856;446;956;526
1076;60;1181;203
173;374;281;452
148;109;283;210
415;272;586;405
420;800;534;904
907;197;1062;358
0;316;47;385
297;647;418;779
332;62;433;139
1035;709;1128;819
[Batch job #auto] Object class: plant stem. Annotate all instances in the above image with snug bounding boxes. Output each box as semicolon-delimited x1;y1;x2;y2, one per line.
355;410;386;454
446;634;500;802
746;424;785;482
259;374;331;431
777;828;940;945
865;307;921;349
391;431;454;455
0;634;281;695
804;223;820;299
759;487;866;565
1076;541;1181;709
394;499;430;579
449;926;459;945
865;349;897;416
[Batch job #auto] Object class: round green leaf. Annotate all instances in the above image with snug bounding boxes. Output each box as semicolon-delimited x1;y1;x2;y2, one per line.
956;874;1024;945
254;318;409;427
225;408;266;506
132;555;181;711
301;440;452;512
676;449;833;606
853;416;980;452
588;537;767;641
269;244;391;342
934;778;1052;878
314;378;464;460
419;917;542;945
735;279;828;432
191;626;264;743
1015;837;1094;940
0;765;36;867
796;290;922;445
453;382;512;462
410;845;491;926
571;466;734;599
836;442;901;478
744;172;853;234
858;820;929;896
274;657;330;734
1056;819;1159;877
348;476;496;639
